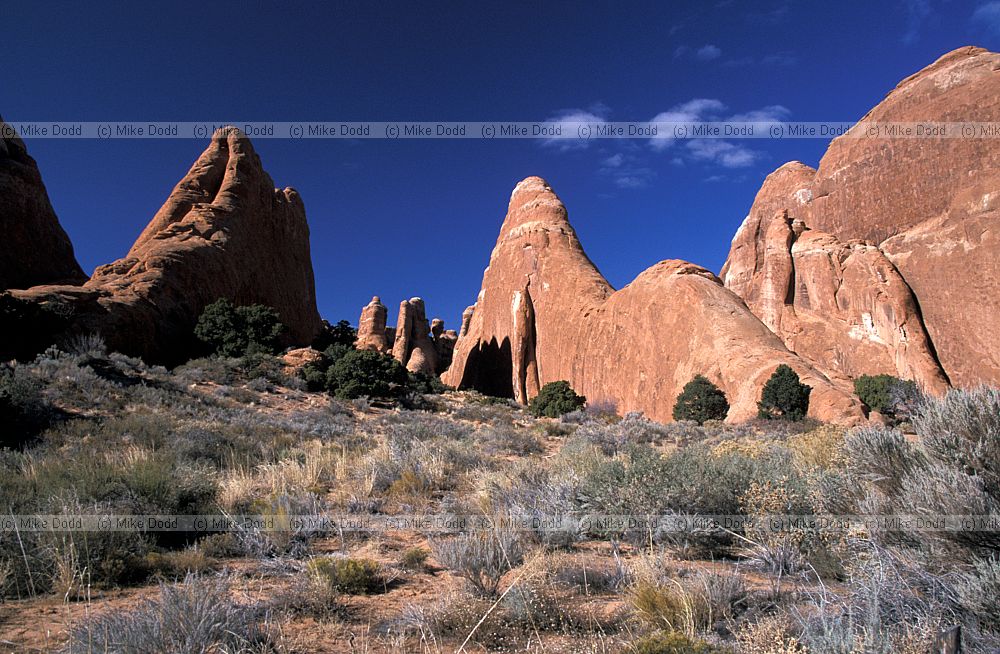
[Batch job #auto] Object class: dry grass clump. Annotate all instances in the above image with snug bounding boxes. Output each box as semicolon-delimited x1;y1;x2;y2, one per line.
735;615;806;654
628;556;747;639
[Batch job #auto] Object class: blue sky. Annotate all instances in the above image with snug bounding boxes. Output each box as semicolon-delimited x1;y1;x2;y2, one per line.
4;0;999;331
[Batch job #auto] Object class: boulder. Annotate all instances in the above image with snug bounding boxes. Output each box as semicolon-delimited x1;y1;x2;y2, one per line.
281;347;324;376
443;176;865;424
0;116;85;289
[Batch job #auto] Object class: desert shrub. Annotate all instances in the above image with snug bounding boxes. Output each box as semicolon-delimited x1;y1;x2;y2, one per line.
326;348;409;399
0;363;51;447
541;553;627;593
64;574;279;653
955;556;1000;630
571;412;673;455
406;371;450;395
757;365;811;421
431;520;525;597
478;423;544;455
308;556;383;594
796;546;963;654
854;374;917;419
529;380;586;418
629;631;732;654
843;426;926;497
312;318;357;350
913;386;1000;498
654;512;731;561
400;547;430;570
298;343;352;391
194;298;285;357
673;375;730;425
483;464;582;548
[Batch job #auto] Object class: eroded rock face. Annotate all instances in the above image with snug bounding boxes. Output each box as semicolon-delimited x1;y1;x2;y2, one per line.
10;129;322;363
724;46;1000;388
724;205;949;393
443;176;865;424
356;296;390;352
0;116;85;289
392;297;439;375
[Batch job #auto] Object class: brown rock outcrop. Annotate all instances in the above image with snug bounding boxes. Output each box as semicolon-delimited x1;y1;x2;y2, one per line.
356;296;390;352
0;116;85;289
723;46;1000;388
8;129;322;363
444;176;866;424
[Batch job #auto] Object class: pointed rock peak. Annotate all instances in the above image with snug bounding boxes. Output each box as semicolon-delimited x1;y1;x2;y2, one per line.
129;131;280;254
502;176;571;234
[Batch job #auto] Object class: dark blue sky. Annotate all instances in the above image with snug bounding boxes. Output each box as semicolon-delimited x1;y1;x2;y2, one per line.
5;1;999;330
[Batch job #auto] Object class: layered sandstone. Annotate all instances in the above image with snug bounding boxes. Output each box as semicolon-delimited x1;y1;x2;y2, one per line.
9;129;322;363
0;116;85;289
443;176;865;424
723;46;1000;387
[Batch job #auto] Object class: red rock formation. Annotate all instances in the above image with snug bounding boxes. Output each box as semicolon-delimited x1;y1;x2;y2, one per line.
9;129;322;363
723;46;999;388
356;296;390;352
724;203;948;393
356;296;457;374
392;297;439;375
443;176;865;424
0;116;85;289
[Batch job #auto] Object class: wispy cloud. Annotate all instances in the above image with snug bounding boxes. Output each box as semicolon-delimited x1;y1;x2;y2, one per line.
972;1;1000;36
724;51;797;67
696;44;722;61
649;98;727;151
901;0;931;44
542;104;609;150
675;44;723;61
648;99;789;168
686;139;759;168
599;153;656;189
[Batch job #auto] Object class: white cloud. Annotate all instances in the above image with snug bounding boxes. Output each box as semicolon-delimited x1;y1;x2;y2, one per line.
696;44;722;61
686;139;759;168
542;107;609;150
649;98;727;151
647;99;788;168
727;105;791;131
972;1;1000;36
602;153;625;167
